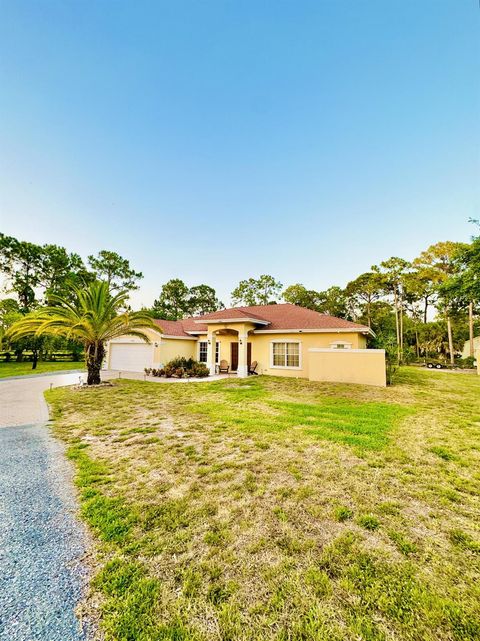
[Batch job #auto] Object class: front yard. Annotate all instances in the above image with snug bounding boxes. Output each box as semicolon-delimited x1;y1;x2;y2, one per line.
0;361;84;378
47;367;480;641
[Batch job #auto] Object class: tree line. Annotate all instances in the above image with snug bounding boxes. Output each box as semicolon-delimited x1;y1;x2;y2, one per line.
152;226;479;366
0;234;144;363
1;225;479;366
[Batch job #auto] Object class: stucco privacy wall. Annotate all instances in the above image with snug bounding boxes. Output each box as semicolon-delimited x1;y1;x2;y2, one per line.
250;331;366;378
308;348;386;387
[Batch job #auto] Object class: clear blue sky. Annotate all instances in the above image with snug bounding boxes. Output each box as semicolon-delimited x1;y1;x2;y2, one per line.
0;0;479;307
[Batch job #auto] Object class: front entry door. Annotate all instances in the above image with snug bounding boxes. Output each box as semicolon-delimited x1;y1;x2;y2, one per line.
230;342;252;372
231;342;238;371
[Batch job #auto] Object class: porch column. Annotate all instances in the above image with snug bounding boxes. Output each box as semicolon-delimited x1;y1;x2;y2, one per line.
206;332;216;376
237;333;249;378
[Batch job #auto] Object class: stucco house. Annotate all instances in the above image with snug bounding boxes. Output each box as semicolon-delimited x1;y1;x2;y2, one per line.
106;303;387;386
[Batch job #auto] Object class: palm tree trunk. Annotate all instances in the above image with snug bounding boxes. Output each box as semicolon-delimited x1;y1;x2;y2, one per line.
86;342;105;385
469;301;474;358
447;315;455;366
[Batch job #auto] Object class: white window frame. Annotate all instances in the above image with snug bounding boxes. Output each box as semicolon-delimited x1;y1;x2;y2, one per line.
198;340;220;364
270;340;302;370
330;341;352;350
198;341;208;363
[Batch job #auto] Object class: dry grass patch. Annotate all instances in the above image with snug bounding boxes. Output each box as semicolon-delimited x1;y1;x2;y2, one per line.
46;367;480;641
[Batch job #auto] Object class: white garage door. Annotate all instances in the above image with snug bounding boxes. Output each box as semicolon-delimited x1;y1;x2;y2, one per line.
109;343;152;372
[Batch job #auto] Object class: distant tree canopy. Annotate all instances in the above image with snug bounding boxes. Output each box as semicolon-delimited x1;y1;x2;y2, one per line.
231;275;283;306
283;284;321;310
0;234;143;364
88;250;143;292
151;279;224;320
281;233;479;365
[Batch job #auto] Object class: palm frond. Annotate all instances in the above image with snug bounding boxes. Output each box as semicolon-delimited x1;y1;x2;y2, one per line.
7;280;158;345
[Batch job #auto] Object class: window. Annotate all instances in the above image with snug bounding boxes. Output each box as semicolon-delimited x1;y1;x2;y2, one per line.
271;342;300;368
199;341;208;363
330;341;352;350
199;341;220;364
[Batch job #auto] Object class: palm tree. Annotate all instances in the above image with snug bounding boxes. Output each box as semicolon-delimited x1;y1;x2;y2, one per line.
7;280;157;385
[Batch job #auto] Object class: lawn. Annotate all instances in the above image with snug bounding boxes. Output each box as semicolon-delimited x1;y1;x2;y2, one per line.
0;360;85;378
46;367;480;641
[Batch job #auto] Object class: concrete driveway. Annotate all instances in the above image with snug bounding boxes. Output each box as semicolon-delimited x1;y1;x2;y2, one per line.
0;371;86;428
0;372;89;641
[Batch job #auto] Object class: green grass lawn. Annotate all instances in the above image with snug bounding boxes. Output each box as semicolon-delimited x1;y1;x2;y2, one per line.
0;360;84;378
46;367;480;641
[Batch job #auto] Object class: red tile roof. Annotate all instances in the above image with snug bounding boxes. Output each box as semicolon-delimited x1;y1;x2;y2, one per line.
152;318;200;337
154;304;370;336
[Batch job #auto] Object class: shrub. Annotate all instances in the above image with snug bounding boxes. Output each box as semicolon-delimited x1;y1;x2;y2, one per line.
163;358;210;379
144;368;152;376
166;356;196;371
456;357;476;369
190;362;209;378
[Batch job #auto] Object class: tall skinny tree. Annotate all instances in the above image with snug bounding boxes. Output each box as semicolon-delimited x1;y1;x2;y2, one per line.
373;258;410;364
345;272;384;327
414;241;467;365
151;279;191;320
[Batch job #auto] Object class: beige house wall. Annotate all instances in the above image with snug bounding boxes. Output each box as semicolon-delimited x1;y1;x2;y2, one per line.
308;348;386;387
250;331;366;378
157;338;196;365
194;328;368;378
107;325;376;382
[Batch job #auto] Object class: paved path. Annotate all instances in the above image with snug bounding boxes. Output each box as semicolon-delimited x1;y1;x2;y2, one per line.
0;372;86;428
0;372;89;641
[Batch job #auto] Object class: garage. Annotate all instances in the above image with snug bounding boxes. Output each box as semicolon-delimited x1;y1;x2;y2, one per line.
108;343;153;372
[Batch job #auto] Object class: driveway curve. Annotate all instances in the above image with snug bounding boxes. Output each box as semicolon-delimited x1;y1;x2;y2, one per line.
0;372;89;641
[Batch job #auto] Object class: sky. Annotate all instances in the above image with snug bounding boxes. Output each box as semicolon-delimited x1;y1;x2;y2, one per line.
0;0;479;308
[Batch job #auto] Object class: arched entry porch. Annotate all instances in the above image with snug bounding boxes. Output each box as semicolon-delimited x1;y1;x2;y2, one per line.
205;322;256;377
